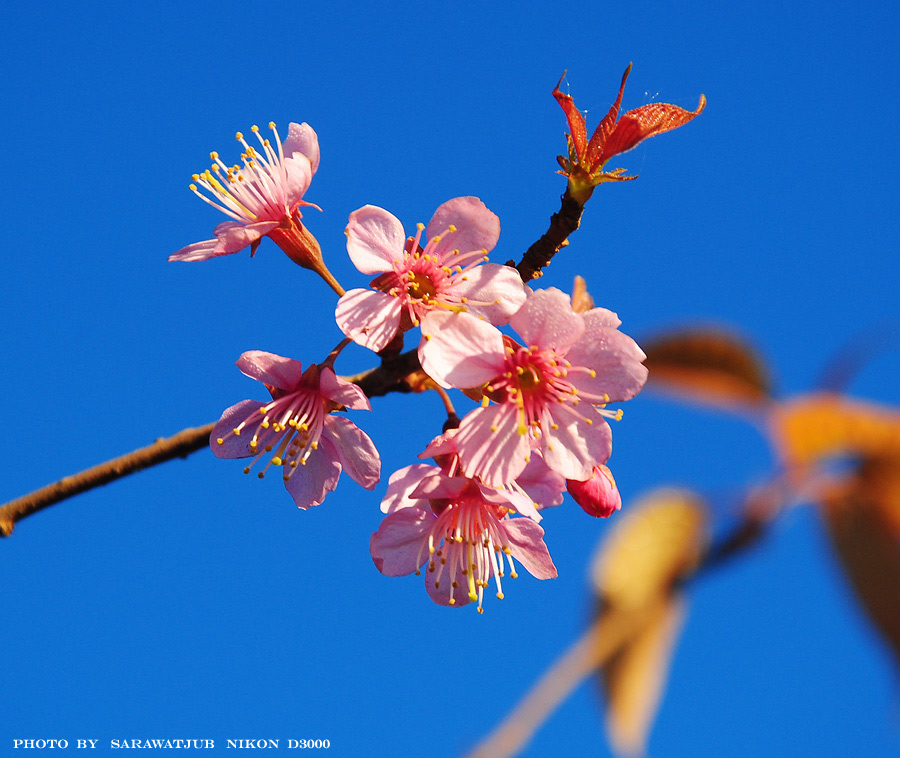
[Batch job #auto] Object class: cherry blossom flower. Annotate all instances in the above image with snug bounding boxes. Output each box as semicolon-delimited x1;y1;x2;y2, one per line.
567;464;622;518
169;122;341;292
335;197;527;352
419;287;648;486
554;65;706;201
211;350;379;509
370;431;560;612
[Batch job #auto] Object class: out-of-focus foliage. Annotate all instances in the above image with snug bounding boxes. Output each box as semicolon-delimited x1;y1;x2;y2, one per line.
592;489;707;757
642;327;772;411
473;325;900;758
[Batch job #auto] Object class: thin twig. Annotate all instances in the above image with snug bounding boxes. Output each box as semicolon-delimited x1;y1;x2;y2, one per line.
0;424;214;537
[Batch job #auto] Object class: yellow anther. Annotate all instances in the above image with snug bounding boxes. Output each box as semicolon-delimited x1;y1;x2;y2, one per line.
496;592;504;600
490;425;498;432
448;224;457;232
271;456;283;466
268;121;276;129
189;183;197;191
210;151;219;160
417;223;425;231
251;125;259;132
232;428;241;436
216;438;224;445
590;369;597;378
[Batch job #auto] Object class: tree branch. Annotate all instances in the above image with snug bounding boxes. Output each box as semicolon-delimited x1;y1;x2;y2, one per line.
515;186;586;282
0;423;214;537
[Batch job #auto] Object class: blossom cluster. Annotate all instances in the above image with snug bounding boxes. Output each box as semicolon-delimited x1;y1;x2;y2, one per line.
171;67;702;611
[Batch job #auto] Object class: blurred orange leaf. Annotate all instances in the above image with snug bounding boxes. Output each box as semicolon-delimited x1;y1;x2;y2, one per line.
591;488;708;607
591;489;707;756
821;457;900;665
770;393;900;469
641;328;772;411
601;596;686;757
571;275;595;314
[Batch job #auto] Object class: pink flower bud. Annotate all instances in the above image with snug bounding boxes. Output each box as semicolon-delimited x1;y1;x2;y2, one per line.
567;464;622;518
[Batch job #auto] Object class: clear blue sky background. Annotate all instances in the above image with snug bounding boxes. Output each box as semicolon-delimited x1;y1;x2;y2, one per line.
2;1;899;756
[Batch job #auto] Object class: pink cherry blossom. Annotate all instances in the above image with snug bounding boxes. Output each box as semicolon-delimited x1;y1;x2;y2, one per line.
370;431;559;612
335;197;527;352
170;122;329;275
211;350;380;509
567;464;622;518
419;287;648;486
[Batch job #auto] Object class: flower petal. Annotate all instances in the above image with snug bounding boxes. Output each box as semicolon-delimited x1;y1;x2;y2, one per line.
283;122;320;176
598;95;707;165
503;518;557;579
425;565;472;608
335;288;403;352
346;205;406;275
283;447;342;509
565;327;648;403
216;220;280;254
370;507;433;576
381;464;438;513
281;155;313;209
516;454;567;509
426;197;500;261
235;350;304;391
511;287;585;352
541;403;612;480
210;399;268;458
319;367;371;411
321;415;380;490
168;237;222;263
451;262;528;325
455;403;531;486
419;311;505;389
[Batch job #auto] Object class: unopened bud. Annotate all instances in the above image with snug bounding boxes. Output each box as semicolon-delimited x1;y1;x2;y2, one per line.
566;464;621;518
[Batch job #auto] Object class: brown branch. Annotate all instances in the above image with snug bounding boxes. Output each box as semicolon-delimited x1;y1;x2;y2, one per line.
0;424;214;537
515;186;587;282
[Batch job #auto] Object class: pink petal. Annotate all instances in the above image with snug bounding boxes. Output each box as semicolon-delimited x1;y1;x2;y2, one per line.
321;416;380;490
283;448;342;509
169;237;221;262
515;454;567;508
564;328;648;403
410;475;467;500
381;464;437;513
541;403;612;480
210;399;268;458
425;565;472;608
581;306;622;330
476;482;542;522
502;518;557;579
281;156;313;208
370;507;433;576
235;351;304;391
319;367;371;411
418;311;505;389
418;430;460;459
216;220;280;254
455;404;531;486
345;205;406;275
335;288;403;352
451;263;528;325
426;197;500;261
283;122;320;176
511;287;585;352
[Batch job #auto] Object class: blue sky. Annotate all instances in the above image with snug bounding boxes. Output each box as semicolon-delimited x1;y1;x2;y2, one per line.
2;1;899;756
